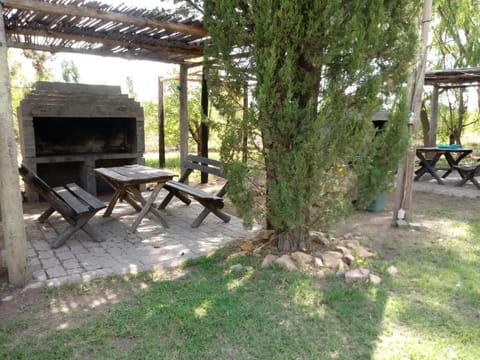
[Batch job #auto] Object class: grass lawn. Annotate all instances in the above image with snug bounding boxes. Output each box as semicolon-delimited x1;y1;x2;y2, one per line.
1;192;479;359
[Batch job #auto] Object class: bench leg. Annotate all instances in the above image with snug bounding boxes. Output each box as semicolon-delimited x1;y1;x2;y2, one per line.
50;213;94;249
471;177;480;190
158;189;191;209
38;207;55;223
129;183;168;232
191;203;231;228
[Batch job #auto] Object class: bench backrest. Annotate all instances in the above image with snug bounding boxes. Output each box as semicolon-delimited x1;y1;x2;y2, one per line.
179;155;227;183
19;164;105;217
19;164;54;198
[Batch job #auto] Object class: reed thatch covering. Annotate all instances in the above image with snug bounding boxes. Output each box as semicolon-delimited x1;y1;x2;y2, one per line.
2;0;207;64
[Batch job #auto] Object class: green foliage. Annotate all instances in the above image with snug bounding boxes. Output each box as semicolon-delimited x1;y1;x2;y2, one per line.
426;0;480;144
204;0;419;246
22;50;54;81
125;76;137;99
60;60;80;83
356;93;410;208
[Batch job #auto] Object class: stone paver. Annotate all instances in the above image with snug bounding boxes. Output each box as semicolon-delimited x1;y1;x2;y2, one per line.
20;190;260;287
414;173;480;199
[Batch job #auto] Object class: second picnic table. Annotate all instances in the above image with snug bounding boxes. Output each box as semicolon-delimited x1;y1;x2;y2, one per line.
94;164;176;232
415;146;472;184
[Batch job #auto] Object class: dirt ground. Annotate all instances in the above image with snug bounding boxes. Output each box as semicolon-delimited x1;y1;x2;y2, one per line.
0;190;473;325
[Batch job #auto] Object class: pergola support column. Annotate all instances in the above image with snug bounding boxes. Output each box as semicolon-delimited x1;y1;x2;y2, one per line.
158;77;165;168
427;85;439;147
200;68;209;183
179;64;189;176
0;5;29;286
393;0;432;223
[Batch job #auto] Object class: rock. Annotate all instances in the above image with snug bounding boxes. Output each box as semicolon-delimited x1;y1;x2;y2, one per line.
21;282;44;293
334;246;352;256
387;265;399;277
275;255;298;271
321;251;343;269
241;241;255;252
310;231;329;245
314;257;324;268
291;251;314;266
256;229;275;240
338;239;360;249
355;245;376;258
230;264;243;271
369;273;381;285
1;295;13;302
345;267;370;284
261;254;278;268
342;254;355;266
409;222;422;230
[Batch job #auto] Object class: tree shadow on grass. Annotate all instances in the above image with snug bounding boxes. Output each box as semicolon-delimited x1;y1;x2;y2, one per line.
0;250;390;360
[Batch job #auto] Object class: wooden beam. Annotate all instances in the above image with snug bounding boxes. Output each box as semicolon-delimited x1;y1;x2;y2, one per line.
6;41;188;64
6;28;203;56
1;0;208;37
200;68;209;183
393;0;432;223
158;78;165;168
0;4;29;286
428;85;439;147
179;64;189;178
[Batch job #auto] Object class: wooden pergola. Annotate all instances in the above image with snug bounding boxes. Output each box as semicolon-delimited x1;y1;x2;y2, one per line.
0;0;209;285
423;67;480;146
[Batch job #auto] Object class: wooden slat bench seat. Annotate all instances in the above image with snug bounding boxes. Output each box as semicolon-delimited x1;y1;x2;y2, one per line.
453;164;480;189
158;155;231;227
19;165;106;248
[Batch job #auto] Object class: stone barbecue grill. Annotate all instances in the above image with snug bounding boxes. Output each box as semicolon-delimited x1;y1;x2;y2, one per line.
19;82;145;202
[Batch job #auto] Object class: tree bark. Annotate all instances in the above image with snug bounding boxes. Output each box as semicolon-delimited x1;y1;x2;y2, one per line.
276;228;310;252
393;0;433;222
0;7;29;286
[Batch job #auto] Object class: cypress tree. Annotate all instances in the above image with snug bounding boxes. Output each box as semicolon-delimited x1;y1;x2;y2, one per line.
203;0;420;251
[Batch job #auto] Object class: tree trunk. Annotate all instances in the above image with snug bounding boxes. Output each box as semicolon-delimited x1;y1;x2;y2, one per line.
420;103;430;146
276;228;310;252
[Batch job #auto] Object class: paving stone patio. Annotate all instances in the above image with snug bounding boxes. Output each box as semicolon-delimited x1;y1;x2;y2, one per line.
22;189;260;287
13;174;479;289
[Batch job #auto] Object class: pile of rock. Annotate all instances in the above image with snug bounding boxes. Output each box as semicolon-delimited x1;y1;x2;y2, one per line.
259;232;398;284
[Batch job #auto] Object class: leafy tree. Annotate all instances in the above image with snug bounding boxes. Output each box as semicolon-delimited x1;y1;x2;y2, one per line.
61;60;80;83
426;0;480;144
203;1;419;251
22;50;53;81
141;80;216;152
125;76;137;99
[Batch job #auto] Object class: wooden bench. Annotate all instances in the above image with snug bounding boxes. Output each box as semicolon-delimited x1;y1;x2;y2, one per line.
19;165;107;248
158;155;231;227
453;164;480;189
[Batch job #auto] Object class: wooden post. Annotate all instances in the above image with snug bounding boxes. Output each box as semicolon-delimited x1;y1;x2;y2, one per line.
428;85;439;147
393;0;432;223
200;68;209;184
158;77;165;168
0;6;29;286
179;64;189;175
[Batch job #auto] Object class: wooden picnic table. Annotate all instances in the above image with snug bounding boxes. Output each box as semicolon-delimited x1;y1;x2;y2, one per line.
414;146;473;184
94;164;176;232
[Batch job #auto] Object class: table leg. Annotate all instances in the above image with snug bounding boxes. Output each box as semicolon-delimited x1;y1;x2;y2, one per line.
129;183;168;232
103;189;122;217
443;151;471;178
415;152;444;184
